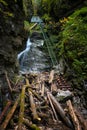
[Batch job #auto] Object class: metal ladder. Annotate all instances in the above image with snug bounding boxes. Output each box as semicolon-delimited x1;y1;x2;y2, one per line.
39;23;58;67
31;0;58;67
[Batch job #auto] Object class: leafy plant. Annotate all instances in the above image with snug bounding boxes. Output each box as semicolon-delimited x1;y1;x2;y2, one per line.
42;13;52;22
57;7;87;88
24;20;30;31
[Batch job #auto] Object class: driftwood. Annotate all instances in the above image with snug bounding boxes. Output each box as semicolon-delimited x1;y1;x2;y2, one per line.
5;71;12;92
5;71;13;99
49;70;54;83
0;100;12;124
47;92;59;121
23;118;41;130
0;96;20;130
49;109;56;121
37;105;49;110
48;92;73;128
18;78;31;129
1;70;85;130
51;83;58;94
29;88;43;101
74;108;87;130
25;78;30;86
18;86;26;130
66;100;81;130
28;89;41;121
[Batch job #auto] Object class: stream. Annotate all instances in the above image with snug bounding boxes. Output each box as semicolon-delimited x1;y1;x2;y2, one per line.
18;37;51;73
0;37;51;113
0;36;87;126
17;37;87;120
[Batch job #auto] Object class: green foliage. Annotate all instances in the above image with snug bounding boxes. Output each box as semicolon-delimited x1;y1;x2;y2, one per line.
0;0;14;17
24;20;30;31
57;7;87;88
23;0;29;16
0;0;8;6
47;0;62;14
42;13;52;22
41;0;80;20
23;0;32;16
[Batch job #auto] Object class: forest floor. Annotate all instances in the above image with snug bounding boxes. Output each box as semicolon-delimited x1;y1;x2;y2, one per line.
0;70;87;130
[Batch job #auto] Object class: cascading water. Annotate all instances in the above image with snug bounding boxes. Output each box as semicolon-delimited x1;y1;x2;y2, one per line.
18;37;51;73
17;37;32;69
18;38;32;60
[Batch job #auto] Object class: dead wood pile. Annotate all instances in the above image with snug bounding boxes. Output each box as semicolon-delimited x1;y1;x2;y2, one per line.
0;70;87;130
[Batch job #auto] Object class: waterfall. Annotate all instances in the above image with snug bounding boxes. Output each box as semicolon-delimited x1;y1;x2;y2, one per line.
18;38;32;60
17;37;51;73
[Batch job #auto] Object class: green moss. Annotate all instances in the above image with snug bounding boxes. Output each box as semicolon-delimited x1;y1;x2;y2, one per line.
30;124;41;130
57;7;87;88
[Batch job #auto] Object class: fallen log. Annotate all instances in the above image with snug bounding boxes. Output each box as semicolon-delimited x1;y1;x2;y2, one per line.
23;118;41;130
47;92;59;121
18;86;26;130
51;83;58;95
25;78;30;86
74;108;87;130
0;96;20;130
5;71;12;92
48;92;73;128
37;105;49;110
28;89;41;121
49;70;54;84
66;100;81;130
0;100;12;124
5;71;13;99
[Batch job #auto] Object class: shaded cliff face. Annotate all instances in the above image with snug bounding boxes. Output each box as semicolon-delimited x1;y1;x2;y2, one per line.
0;0;27;87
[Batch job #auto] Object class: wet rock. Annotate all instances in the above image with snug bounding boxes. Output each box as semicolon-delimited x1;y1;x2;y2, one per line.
0;3;25;65
56;89;73;102
30;31;43;42
18;39;51;73
0;1;27;90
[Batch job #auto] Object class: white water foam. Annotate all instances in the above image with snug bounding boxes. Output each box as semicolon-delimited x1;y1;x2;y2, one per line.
17;38;32;60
